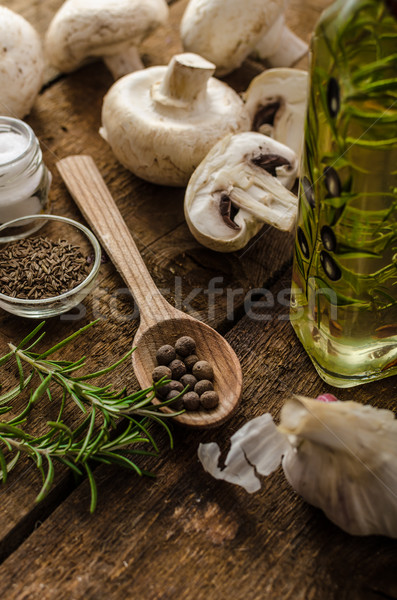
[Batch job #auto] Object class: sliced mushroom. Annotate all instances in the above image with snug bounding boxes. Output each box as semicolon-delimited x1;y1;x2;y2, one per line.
181;0;307;76
45;0;169;79
184;132;299;252
0;7;44;119
100;53;251;186
244;68;308;166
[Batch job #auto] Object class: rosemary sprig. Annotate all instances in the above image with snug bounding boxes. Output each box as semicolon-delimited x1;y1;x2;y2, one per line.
0;321;179;512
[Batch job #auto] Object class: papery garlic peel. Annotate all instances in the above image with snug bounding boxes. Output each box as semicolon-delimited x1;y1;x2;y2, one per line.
198;396;397;537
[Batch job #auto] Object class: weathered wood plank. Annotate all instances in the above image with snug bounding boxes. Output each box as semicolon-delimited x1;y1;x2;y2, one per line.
0;0;359;592
0;30;262;560
0;271;395;600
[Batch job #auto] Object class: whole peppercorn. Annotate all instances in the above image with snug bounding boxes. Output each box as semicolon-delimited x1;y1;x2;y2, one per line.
156;344;176;366
184;354;199;371
182;391;200;411
200;390;219;409
180;373;198;392
175;336;196;357
192;360;214;381
166;390;183;411
152;365;172;382
169;359;187;380
157;379;183;398
194;379;213;396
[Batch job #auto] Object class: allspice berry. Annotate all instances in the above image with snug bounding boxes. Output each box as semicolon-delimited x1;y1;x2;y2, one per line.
182;391;200;411
184;354;199;371
153;338;218;412
156;345;176;366
175;336;196;357
166;390;183;411
157;379;183;398
194;379;213;396
169;359;187;380
192;360;214;381
152;365;172;382
200;390;219;409
180;373;197;392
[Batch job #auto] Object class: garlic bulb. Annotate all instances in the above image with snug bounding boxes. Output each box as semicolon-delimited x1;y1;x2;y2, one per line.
198;395;397;538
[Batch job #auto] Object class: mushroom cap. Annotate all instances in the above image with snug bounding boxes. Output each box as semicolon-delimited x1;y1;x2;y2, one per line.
100;59;251;186
181;0;287;76
0;7;44;119
244;68;308;165
45;0;169;73
184;132;298;252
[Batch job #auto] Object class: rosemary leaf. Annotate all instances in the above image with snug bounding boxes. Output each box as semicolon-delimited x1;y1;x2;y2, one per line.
0;321;178;512
37;320;100;359
0;447;8;483
73;347;135;381
16;321;46;351
36;455;55;503
85;463;97;514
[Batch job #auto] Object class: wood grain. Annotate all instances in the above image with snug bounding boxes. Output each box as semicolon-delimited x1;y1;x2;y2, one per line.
0;272;395;600
3;1;392;600
57;155;243;428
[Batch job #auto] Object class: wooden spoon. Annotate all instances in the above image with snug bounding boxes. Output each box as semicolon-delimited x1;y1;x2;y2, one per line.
57;156;243;428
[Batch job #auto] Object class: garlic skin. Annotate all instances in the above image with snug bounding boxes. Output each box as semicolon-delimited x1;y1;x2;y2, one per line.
198;396;397;538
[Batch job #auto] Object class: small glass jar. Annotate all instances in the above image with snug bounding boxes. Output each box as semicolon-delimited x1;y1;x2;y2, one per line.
0;116;51;241
0;214;101;318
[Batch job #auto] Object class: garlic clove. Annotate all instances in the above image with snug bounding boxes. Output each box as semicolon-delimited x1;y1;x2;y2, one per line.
198;395;397;538
281;396;397;537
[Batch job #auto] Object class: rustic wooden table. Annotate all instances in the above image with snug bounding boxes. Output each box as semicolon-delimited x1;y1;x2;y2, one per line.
0;1;396;599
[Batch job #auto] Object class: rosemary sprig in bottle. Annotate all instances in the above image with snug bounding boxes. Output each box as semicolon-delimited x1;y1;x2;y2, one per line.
0;321;178;512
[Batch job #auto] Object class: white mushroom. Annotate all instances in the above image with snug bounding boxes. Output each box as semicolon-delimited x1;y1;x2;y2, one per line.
45;0;169;79
0;7;44;119
244;68;308;166
100;53;251;186
252;14;309;68
184;132;298;252
180;0;307;76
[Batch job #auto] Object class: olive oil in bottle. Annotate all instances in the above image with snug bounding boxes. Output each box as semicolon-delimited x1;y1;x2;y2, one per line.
290;0;397;387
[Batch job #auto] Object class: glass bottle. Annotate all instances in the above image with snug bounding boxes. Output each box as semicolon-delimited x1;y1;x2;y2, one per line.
0;116;51;241
290;0;397;387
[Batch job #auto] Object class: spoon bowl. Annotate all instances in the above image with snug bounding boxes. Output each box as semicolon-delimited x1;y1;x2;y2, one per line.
57;155;243;428
133;315;242;427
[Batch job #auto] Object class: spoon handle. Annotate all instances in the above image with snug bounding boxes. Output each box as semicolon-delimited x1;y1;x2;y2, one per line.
57;155;175;326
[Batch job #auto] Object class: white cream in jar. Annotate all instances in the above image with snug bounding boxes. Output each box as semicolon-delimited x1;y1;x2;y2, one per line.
0;116;51;239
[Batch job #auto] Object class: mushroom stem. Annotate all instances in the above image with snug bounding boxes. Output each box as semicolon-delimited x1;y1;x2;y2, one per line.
230;183;297;232
103;46;144;79
153;53;215;108
254;16;308;67
211;160;298;232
